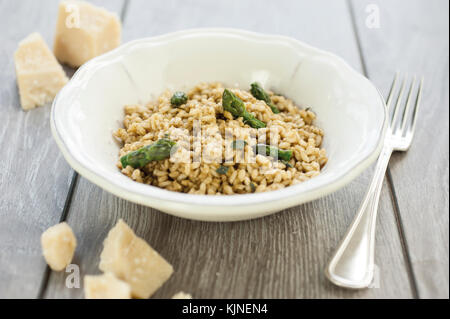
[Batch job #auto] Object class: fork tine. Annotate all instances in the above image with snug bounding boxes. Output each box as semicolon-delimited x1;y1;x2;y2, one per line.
400;76;417;134
407;77;424;139
386;72;399;110
390;76;407;130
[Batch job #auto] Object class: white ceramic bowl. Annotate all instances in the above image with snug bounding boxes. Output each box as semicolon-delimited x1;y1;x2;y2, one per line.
51;28;387;222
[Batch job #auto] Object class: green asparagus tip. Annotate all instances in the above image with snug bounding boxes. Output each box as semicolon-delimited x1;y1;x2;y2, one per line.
250;82;280;114
222;89;266;129
120;138;176;169
253;144;293;162
170;91;188;107
216;165;229;175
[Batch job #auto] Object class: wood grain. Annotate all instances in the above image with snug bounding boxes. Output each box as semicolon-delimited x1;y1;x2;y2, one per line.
351;0;449;298
0;0;125;299
0;0;74;299
43;0;413;298
44;177;413;299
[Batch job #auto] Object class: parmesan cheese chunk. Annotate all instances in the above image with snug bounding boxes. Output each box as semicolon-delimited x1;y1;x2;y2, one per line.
84;272;131;299
172;291;193;299
41;222;76;271
14;33;68;110
99;219;174;299
54;0;121;67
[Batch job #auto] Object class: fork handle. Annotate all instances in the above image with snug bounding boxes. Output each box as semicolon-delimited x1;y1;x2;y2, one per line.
326;144;393;288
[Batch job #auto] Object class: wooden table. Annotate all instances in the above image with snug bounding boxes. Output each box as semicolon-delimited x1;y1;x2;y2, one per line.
0;0;448;299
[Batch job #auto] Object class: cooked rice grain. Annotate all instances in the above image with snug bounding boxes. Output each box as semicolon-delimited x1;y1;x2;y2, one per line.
114;82;327;195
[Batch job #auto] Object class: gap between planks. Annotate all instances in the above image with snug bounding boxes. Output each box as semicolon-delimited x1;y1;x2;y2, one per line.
386;170;420;298
36;0;130;298
347;0;420;298
37;172;79;299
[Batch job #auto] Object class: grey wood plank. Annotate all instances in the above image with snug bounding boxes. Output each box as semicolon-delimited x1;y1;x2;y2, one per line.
0;0;125;299
351;0;449;298
44;0;413;298
0;0;73;299
45;177;413;299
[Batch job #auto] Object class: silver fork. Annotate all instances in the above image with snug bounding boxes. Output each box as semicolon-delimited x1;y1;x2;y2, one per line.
325;74;424;289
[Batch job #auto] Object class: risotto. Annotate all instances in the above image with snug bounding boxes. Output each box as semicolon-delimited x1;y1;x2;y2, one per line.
114;82;327;195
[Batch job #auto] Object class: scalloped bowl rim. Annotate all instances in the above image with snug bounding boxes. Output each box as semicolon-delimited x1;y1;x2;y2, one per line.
51;28;387;220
